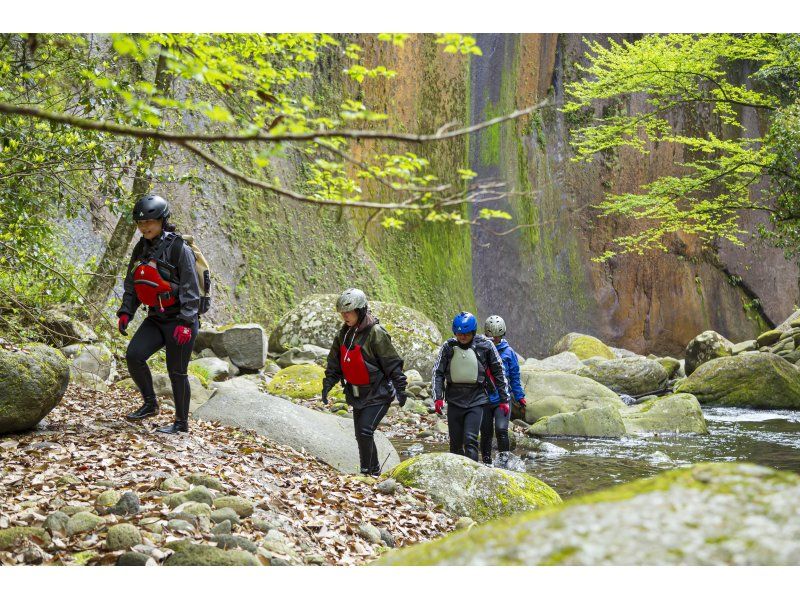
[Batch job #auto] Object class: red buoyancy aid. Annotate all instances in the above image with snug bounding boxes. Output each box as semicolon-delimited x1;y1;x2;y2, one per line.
340;343;371;385
133;260;177;311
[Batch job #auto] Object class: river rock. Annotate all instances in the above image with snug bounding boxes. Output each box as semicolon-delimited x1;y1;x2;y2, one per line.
684;330;734;376
731;340;758;355
66;512;104;536
39;308;97;347
211;508;240;526
164;540;260;566
757;330;783;348
213;496;254;518
0;343;70;434
676;352;800;409
656;357;681;379
218;324;268;370
777;308;800;332
193;378;399;474
106;523;142;551
0;527;51;550
43;511;70;536
611;347;640;359
268;294;442;375
377;463;800;565
108;492;141;516
188;357;232;383
387;452;561;522
518;370;625;423
69;343;114;383
117;551;154;566
185;473;225;491
213;534;257;553
621;393;708;435
574;357;669;396
527;405;626;438
552;333;615;361
524;351;582;372
266;363;327;400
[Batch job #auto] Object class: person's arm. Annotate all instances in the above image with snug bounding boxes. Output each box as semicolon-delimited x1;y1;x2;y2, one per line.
372;326;407;403
506;351;526;402
321;332;343;403
487;342;511;404
431;342;451;404
117;239;143;318
176;242;200;324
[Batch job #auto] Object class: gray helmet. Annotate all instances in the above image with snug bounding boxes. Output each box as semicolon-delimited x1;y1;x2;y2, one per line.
335;288;368;313
484;315;506;337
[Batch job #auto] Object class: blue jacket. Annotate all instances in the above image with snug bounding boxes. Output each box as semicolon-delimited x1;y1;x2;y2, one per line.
488;340;525;404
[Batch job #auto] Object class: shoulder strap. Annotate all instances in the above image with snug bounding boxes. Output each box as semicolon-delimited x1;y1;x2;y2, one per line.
167;234;185;266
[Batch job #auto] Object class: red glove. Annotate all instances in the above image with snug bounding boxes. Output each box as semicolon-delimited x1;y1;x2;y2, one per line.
518;398;527;408
117;314;130;335
434;399;444;415
498;402;510;417
173;325;193;346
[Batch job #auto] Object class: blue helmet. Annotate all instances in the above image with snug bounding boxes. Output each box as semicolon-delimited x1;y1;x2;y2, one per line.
452;311;478;334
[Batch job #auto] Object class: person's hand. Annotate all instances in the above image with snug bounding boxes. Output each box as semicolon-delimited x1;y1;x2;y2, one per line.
518;398;527;408
498;402;510;417
397;392;407;408
118;314;130;335
173;325;192;346
434;399;444;415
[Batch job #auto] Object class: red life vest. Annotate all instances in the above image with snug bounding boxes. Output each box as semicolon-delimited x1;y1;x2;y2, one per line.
340;342;370;385
133;260;177;311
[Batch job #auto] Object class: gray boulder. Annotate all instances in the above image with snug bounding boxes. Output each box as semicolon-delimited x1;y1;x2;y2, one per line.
574;357;669;396
188;357;232;382
684;330;734;376
218;325;268;370
621;393;708;435
527;405;627;438
276;344;329;368
0;344;70;434
68;343;115;383
518;370;625;423
193;378;399;474
524;352;582;372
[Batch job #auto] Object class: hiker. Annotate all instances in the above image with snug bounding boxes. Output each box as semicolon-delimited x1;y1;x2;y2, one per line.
480;315;526;466
117;194;200;434
321;288;408;475
432;311;511;462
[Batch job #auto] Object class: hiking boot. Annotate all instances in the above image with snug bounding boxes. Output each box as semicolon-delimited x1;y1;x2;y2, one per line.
126;401;159;421
155;421;188;435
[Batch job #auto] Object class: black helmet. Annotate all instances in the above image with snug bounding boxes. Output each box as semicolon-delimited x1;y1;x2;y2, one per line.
132;194;170;221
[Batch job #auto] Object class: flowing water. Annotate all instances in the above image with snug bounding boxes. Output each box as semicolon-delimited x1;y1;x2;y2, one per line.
391;407;800;499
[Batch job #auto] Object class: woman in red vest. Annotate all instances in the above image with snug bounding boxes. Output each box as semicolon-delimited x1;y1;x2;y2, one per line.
321;289;408;475
116;194;200;434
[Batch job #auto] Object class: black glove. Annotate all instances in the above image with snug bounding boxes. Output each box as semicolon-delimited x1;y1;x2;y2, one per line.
397;392;407;408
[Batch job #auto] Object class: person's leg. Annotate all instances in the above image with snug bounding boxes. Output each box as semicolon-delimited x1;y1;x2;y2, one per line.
124;317;165;420
447;403;465;456
354;402;390;474
352;407;370;473
157;317;198;434
462;405;484;462
494;404;510;454
480;403;495;464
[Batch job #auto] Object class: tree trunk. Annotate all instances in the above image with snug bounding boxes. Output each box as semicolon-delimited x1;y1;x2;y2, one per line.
86;50;170;324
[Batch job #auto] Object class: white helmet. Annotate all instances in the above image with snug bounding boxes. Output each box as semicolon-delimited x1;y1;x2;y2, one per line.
484;315;506;337
335;288;368;313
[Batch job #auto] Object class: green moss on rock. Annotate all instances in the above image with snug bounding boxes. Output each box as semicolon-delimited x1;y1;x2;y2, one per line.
266;364;326;400
552;333;615;361
0;527;51;550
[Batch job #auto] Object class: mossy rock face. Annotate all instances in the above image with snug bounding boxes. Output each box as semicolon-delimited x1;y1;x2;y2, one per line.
376;463;800;565
676;352;800;409
387;452;561;523
656;357;681;379
163;540;260;566
574;357;669;396
268;294;442;375
527;405;626;438
0;343;70;434
266;364;326;400
518;370;624;423
756;329;783;348
684;330;733;376
0;527;51;550
621;393;708;435
552;333;615;361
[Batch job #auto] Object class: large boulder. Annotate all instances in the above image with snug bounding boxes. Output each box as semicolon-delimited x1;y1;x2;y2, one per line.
776;308;800;332
268;295;442;375
66;343;115;383
527;405;626;438
38;308;97;347
552;333;615;361
188;357;232;383
377;463;800;565
621;393;708;435
275;344;329;368
518;370;625;423
523;352;582;372
193;378;399;474
684;330;734;376
0;344;70;434
216;324;268;371
387;452;561;522
266;363;325;400
675;352;800;409
574;357;669;396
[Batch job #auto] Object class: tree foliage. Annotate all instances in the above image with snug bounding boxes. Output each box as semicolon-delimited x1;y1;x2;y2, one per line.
563;33;800;261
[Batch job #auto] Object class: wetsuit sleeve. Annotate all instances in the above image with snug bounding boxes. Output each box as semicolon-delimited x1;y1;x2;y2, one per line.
117;239;143;318
372;326;407;397
432;342;451;403
487;341;511;404
322;332;343;399
505;350;525;401
176;242;200;325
